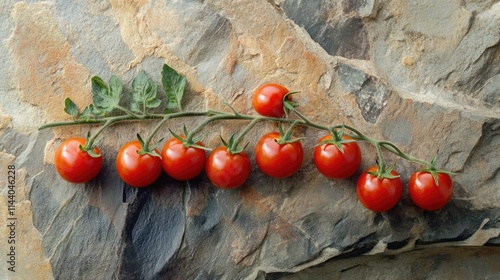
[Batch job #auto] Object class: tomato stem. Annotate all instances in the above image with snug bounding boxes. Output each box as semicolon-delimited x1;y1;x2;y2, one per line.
379;141;431;168
375;142;387;177
85;118;114;151
117;105;143;119
228;117;262;153
41;103;439;172
336;124;435;170
184;112;242;146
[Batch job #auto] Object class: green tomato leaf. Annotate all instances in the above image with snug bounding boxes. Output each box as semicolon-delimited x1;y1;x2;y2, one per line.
130;70;161;113
64;98;79;117
92;75;122;113
147;98;161;108
80;104;104;121
80;105;92;120
162;64;185;112
109;75;123;102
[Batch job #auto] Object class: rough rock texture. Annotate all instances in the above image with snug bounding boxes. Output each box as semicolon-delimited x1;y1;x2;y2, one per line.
272;246;500;280
0;0;499;279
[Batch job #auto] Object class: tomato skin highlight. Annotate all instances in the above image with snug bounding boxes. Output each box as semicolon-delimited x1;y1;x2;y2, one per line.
255;132;303;178
409;171;453;211
55;138;103;183
206;147;251;189
313;135;362;179
356;166;403;212
116;141;162;188
252;83;291;118
161;137;206;181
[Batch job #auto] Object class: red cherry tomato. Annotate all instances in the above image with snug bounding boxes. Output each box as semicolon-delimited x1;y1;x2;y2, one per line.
206;147;251;189
161;137;206;181
252;83;291;117
255;132;303;178
409;171;453;210
356;166;403;212
313;135;362;179
55;138;103;183
116;141;162;188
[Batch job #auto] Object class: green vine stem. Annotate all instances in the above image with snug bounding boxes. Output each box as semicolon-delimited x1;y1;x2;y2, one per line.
116;105;143;119
40;102;438;172
227;117;263;153
84;118;114;150
328;123;435;171
142;111;210;151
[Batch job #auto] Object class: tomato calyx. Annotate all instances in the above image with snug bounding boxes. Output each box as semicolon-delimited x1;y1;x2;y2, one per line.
79;131;103;158
419;154;455;186
220;134;248;155
170;127;211;151
136;133;163;158
275;121;304;145
367;162;400;179
316;125;357;153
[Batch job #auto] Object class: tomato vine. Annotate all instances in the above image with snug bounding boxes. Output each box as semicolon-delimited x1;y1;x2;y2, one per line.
41;63;454;211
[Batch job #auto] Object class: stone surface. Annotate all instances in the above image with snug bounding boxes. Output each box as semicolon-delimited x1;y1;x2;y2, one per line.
280;0;371;60
338;63;391;123
0;0;499;279
270;246;500;280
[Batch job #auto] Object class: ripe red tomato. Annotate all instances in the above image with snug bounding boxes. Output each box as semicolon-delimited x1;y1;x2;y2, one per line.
252;83;291;117
116;141;162;187
255;132;303;178
313;135;362;179
206;147;251;189
161;137;206;181
356;166;403;212
409;171;453;210
55;138;103;183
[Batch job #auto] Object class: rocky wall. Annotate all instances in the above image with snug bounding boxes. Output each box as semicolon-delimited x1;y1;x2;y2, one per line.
0;0;499;279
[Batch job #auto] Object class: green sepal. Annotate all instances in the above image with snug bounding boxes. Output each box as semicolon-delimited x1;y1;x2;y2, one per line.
79;131;102;158
220;135;229;147
367;163;400;179
83;146;102;158
278;122;285;138
192;133;206;144
64;98;79;118
169;128;185;143
137;133;146;149
276;121;304;145
221;133;248;154
169;128;211;151
162;64;186;112
182;125;189;138
136;133;162;158
137;148;162;158
418;154;456;186
430;154;438;167
189;144;212;151
319;124;357;153
316;137;344;153
181;125;206;144
148;138;164;151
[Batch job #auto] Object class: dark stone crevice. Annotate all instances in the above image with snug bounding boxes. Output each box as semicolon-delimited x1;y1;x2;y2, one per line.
280;0;370;60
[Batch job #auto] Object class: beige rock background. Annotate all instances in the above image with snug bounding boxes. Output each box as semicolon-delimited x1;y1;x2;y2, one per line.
0;0;499;279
